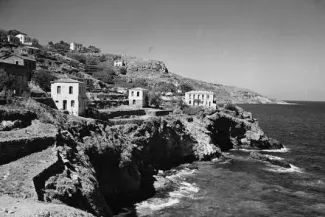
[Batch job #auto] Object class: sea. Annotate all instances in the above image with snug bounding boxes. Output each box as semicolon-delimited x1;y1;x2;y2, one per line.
134;101;325;217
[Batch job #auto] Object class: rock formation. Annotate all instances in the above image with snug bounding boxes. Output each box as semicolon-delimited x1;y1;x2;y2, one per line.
0;100;283;216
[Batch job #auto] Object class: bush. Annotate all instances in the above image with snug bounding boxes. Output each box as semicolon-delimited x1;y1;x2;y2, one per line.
119;67;127;75
147;91;162;108
183;106;205;116
31;70;57;92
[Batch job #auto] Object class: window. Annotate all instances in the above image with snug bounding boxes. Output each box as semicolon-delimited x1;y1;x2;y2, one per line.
133;100;136;105
16;61;18;65
71;100;75;107
55;100;59;103
202;95;204;99
63;100;67;110
57;86;61;94
137;91;140;97
189;94;191;97
189;101;192;105
207;95;209;99
131;91;134;97
69;86;73;94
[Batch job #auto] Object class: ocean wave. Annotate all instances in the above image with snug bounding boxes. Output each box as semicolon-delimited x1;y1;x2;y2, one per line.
136;169;200;216
260;146;290;153
265;164;303;173
263;154;285;161
295;179;325;188
231;146;289;153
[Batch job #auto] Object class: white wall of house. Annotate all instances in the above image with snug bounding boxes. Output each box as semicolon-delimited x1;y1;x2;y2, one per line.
16;34;32;45
184;91;216;107
51;82;87;116
70;43;83;51
114;60;124;67
129;88;147;108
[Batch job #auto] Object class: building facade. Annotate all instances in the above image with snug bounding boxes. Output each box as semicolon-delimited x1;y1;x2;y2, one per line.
114;60;125;67
0;54;36;71
70;42;83;51
129;87;148;108
0;62;32;95
51;78;88;116
19;46;40;55
15;34;32;45
184;90;216;107
7;35;20;45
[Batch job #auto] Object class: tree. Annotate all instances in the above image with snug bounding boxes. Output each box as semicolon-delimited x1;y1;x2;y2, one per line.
88;45;101;53
179;83;193;92
156;82;176;93
7;29;24;36
31;70;56;92
0;29;8;42
93;70;115;84
53;40;70;55
147;91;162;108
0;72;15;102
119;67;127;75
48;41;54;47
31;38;42;49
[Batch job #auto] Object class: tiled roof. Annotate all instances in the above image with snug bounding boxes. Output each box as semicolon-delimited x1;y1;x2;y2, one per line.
0;54;36;62
186;90;214;94
129;87;148;91
51;78;84;84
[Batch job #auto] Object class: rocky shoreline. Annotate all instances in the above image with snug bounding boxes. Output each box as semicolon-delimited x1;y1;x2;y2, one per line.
0;99;284;217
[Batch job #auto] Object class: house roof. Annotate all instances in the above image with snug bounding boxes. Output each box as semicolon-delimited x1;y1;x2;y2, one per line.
129;87;148;91
186;90;214;94
16;33;27;36
51;78;84;84
24;46;39;50
0;53;36;62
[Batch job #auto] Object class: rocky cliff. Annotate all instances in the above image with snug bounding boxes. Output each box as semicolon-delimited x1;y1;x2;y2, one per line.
0;99;282;216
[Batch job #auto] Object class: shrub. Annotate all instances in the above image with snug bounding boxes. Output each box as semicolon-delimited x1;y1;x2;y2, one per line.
31;70;57;92
119;67;127;75
179;83;193;92
183;106;205;116
147;91;162;108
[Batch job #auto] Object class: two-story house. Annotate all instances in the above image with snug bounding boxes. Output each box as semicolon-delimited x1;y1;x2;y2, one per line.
184;90;216;107
0;62;32;95
128;87;148;108
51;78;88;116
16;34;32;45
7;35;20;45
70;42;83;51
114;60;125;67
0;54;36;71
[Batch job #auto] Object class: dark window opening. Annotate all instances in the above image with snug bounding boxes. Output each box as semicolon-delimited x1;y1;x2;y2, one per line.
57;86;61;94
69;86;73;94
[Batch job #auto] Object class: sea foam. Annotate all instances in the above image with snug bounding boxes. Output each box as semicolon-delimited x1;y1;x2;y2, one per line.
265;164;303;173
136;168;199;216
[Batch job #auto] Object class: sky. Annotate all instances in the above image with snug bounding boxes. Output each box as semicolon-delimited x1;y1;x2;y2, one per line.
1;0;325;101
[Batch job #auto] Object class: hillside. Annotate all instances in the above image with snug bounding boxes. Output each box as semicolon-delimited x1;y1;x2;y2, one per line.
0;28;284;104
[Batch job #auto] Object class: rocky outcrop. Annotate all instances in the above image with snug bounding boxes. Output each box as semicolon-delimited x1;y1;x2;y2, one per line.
122;56;168;73
0;100;284;216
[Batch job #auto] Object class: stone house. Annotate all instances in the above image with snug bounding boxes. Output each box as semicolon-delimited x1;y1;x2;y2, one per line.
70;42;83;51
184;90;216;107
114;60;125;67
7;35;20;45
0;62;32;95
51;78;88;116
0;54;36;71
18;46;40;55
15;34;32;45
129;87;148;108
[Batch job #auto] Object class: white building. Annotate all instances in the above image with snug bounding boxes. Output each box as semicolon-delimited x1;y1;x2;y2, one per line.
7;35;20;45
70;42;83;51
129;87;148;108
51;78;88;116
184;90;216;107
15;34;32;45
114;60;125;67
